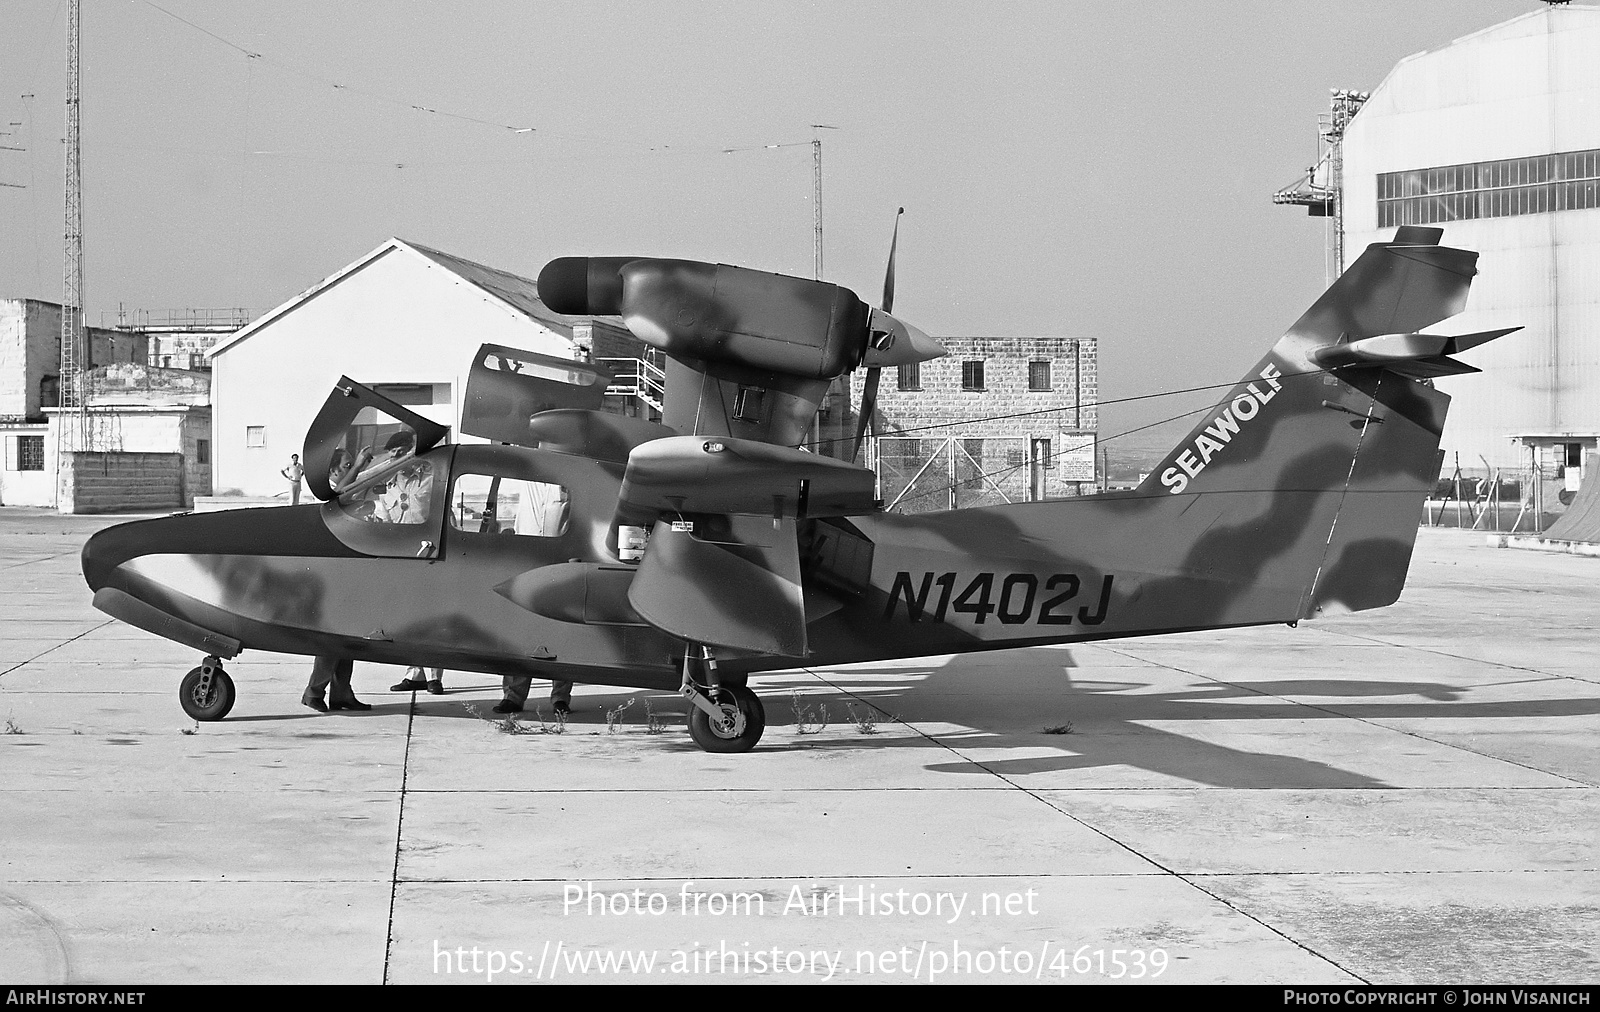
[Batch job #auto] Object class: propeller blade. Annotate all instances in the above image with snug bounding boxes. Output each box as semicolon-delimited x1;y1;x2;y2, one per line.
850;365;881;463
882;207;903;314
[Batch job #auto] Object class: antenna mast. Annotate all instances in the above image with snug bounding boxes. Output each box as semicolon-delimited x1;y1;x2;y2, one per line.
810;125;837;280
58;0;86;483
1271;88;1367;281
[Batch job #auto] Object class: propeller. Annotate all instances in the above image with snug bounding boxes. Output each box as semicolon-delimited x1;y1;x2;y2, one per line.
850;208;903;463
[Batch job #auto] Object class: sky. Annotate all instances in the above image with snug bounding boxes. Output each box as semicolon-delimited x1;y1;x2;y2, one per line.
0;0;1538;465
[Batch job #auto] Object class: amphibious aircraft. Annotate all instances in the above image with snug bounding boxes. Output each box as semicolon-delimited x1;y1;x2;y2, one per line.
81;224;1516;751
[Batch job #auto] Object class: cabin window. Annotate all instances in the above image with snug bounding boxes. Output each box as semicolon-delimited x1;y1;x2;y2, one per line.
337;459;435;525
450;472;570;538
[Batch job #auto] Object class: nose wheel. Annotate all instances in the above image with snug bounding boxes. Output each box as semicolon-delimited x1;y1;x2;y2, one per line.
179;656;236;722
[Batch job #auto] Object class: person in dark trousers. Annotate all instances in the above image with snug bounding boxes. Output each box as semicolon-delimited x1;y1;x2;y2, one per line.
494;676;572;715
302;656;371;712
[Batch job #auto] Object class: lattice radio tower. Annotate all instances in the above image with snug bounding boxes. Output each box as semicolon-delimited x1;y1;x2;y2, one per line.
58;0;86;468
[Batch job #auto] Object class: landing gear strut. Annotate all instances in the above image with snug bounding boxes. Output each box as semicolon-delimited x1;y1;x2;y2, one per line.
680;644;765;753
179;655;235;722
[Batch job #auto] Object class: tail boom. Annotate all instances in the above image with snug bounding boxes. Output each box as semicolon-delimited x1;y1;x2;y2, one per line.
790;231;1512;670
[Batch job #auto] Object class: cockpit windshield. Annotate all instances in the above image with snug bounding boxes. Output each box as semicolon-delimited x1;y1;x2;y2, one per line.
330;417;423;496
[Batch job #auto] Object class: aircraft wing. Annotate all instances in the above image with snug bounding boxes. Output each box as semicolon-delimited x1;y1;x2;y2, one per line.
627;515;806;657
611;436;880;657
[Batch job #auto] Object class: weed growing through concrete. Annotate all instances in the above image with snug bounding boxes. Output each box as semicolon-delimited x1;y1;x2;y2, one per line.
643;698;666;734
465;702;553;735
3;714;22;735
533;706;567;735
791;690;828;735
179;722;199;736
844;701;879;735
606;698;635;734
1043;722;1074;735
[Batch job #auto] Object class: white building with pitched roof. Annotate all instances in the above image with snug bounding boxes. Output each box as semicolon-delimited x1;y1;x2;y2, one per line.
208;238;628;498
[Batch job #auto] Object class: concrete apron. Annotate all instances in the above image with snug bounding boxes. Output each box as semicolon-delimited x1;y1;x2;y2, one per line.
1;517;1597;984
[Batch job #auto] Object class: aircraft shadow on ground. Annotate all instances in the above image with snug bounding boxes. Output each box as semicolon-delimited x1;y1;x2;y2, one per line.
225;652;1598;790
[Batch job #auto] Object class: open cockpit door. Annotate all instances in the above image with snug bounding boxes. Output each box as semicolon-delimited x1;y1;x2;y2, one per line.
303;377;450;503
461;343;611;447
461;342;675;464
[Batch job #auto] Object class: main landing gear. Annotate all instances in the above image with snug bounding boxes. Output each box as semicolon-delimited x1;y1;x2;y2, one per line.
680;644;765;753
179;655;235;722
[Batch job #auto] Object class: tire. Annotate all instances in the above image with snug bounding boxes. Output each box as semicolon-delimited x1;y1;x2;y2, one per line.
687;684;765;753
179;665;236;722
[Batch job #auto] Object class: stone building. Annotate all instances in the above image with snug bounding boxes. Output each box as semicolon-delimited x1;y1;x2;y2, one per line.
0;298;148;507
842;335;1098;511
0;298;147;422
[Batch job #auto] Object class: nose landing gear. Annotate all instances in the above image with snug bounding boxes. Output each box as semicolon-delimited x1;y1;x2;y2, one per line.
179;655;235;722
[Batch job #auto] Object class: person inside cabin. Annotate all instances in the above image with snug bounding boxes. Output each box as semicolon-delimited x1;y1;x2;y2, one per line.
512;480;568;537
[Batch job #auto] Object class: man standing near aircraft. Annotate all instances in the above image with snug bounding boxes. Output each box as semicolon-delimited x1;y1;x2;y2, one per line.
494;676;572;716
302;656;371;712
280;454;304;506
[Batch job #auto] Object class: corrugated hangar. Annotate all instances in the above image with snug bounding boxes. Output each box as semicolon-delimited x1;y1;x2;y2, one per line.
1311;6;1600;490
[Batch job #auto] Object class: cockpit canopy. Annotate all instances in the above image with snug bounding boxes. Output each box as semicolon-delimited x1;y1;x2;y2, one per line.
302;377;449;503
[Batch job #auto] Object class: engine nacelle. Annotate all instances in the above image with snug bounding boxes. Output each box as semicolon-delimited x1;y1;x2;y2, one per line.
539;257;869;381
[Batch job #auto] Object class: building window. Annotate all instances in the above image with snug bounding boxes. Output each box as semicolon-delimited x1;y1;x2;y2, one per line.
897;363;920;391
1377;147;1600;227
1032;437;1053;469
10;435;45;471
246;426;266;448
1028;360;1052;391
961;361;985;391
196;439;210;465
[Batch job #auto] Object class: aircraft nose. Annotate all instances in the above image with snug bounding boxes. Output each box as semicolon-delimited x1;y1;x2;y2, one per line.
82;516;172;592
82;504;350;596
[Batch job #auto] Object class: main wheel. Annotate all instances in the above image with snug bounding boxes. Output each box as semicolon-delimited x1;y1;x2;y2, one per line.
687;684;765;753
179;664;236;722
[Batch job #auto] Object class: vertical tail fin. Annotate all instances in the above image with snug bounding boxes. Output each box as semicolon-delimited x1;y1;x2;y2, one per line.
1137;229;1513;619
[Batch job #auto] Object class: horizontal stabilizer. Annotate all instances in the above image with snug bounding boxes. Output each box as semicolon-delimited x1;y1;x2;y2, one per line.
1309;327;1520;379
